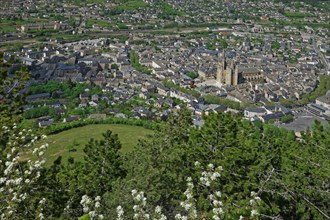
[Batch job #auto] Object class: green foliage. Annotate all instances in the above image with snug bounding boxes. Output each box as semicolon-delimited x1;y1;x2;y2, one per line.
117;23;128;30
163;80;200;98
23;106;56;119
111;63;119;70
79;214;90;220
29;80;102;99
281;114;294;123
129;50;152;74
271;41;280;50
116;0;149;11
206;42;216;50
0;65;30;126
102;111;330;219
203;94;241;109
220;39;228;49
85;19;111;29
158;2;183;18
185;71;199;79
83;130;126;195
2;96;330;219
43;117;162;135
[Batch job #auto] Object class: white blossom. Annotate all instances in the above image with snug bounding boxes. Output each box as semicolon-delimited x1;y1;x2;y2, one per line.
251;210;258;217
250;191;257;197
155;206;162;214
32;148;38;154
94;201;100;208
0;177;6;184
14;178;22;185
116;205;124;220
131;189;137;196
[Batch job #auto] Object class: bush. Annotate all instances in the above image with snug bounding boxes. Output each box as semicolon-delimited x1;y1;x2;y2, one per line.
281;114;294;123
43;117;164;135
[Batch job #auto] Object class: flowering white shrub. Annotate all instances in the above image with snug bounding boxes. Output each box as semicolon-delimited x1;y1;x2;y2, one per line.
153;205;167;220
131;190;150;219
0;122;263;220
80;195;104;220
249;191;261;218
0;124;48;219
110;162;263;219
112;162;235;220
116;205;124;220
176;177;197;219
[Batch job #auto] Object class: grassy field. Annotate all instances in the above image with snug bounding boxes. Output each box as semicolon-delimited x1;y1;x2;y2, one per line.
85;19;112;29
23;124;153;166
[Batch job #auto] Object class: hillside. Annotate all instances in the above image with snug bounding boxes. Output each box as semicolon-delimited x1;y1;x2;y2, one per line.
1;108;329;219
23;124;153;166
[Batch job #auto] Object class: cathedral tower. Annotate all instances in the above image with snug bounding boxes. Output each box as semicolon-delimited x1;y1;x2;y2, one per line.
216;51;226;84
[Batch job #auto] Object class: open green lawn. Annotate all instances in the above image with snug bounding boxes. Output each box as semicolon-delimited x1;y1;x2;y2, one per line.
85;19;112;29
117;0;149;10
23;124;153;166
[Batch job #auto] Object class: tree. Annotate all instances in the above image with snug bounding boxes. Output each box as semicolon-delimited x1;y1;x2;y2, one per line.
83;130;126;196
54;130;127;219
103;108;195;218
281;114;294;123
0;66;30;126
271;41;280;50
110;64;119;70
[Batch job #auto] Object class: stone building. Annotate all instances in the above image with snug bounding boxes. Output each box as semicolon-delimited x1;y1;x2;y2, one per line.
216;52;264;86
216;52;238;86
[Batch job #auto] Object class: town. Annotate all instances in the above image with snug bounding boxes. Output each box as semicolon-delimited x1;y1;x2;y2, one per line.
1;0;330;135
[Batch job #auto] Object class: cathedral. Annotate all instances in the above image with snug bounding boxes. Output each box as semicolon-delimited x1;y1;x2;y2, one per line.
216;52;238;86
216;52;264;86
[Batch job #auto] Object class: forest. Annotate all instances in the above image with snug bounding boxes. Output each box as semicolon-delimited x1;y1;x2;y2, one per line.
0;58;329;219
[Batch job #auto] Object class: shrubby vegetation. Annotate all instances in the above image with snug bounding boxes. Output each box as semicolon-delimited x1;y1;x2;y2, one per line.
23;106;56;119
281;114;294;123
43;117;163;135
1;100;329;219
129;50;152;74
185;71;199;79
204;94;242;110
163;80;200;98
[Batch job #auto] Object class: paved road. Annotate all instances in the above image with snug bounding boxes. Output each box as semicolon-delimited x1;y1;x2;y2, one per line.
312;36;329;73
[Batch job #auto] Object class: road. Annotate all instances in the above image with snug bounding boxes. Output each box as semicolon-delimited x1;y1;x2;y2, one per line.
312;36;329;73
0;25;209;49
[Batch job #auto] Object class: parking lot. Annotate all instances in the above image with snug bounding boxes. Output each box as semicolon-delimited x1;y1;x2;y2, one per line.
276;107;328;133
